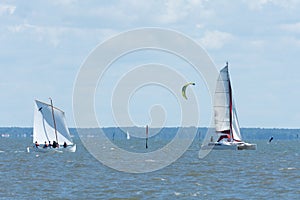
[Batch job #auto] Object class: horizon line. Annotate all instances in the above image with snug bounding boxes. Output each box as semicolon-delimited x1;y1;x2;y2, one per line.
1;126;300;130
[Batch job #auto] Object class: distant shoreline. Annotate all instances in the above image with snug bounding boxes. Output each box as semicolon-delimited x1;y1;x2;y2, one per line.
0;126;299;129
0;127;299;140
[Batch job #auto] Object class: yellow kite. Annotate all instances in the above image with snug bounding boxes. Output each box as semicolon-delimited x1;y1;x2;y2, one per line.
182;82;195;100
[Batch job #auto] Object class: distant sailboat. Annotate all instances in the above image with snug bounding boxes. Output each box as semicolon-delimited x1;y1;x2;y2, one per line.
203;63;256;150
126;131;130;140
29;98;76;153
146;125;148;149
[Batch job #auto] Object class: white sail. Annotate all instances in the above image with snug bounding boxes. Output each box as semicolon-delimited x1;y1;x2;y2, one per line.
232;101;242;141
126;131;130;140
214;66;230;132
33;100;73;145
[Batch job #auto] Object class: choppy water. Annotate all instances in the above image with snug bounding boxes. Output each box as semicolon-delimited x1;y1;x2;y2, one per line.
0;136;299;199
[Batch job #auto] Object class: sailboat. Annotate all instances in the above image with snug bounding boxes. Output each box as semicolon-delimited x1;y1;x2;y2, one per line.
126;131;130;140
204;63;256;150
145;125;148;149
28;98;76;153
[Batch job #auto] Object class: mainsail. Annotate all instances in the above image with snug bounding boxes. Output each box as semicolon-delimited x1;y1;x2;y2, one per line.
33;100;73;145
214;64;242;142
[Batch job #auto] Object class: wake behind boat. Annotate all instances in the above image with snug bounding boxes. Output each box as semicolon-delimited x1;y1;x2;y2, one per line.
27;98;76;153
202;63;256;150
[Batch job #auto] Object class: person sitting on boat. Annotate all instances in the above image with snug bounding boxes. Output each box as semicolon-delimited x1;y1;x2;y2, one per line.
43;141;49;148
227;134;231;142
35;141;39;148
63;142;67;148
48;141;52;148
52;141;57;148
217;134;231;142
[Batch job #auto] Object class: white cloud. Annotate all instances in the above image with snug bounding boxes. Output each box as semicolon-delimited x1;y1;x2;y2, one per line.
196;23;205;29
7;23;62;46
243;0;270;10
280;36;300;46
198;30;234;50
50;0;77;6
7;23;117;47
7;23;34;33
159;0;191;23
269;0;300;9
158;0;206;24
250;40;266;48
0;4;16;15
243;0;300;10
280;22;300;33
112;0;209;25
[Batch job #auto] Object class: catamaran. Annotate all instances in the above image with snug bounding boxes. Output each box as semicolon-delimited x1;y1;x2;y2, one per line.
203;63;256;150
28;98;76;153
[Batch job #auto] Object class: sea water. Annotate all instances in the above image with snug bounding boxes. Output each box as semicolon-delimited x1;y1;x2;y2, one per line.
0;132;299;199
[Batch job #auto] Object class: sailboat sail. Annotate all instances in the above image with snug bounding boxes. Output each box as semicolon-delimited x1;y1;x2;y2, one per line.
126;131;130;140
231;101;242;141
214;64;242;142
33;100;73;145
214;66;230;133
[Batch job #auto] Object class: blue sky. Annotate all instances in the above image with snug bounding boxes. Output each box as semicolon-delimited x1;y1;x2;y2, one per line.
1;0;300;128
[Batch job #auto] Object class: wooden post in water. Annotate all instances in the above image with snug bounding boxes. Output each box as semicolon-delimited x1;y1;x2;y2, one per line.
146;125;148;149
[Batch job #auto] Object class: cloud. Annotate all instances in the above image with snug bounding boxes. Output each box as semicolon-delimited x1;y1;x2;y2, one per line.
50;0;77;6
7;23;34;33
243;0;272;10
280;36;300;47
196;23;205;29
7;23;117;47
0;4;16;15
243;0;300;10
7;23;63;46
198;30;234;50
158;0;210;24
280;22;300;33
250;39;266;48
94;0;211;26
1;1;212;35
159;0;192;23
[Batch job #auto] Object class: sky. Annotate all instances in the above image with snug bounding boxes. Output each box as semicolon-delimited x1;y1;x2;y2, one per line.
1;0;300;128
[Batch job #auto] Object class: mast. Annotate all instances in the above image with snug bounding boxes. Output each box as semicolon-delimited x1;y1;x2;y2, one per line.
146;125;148;149
49;97;58;143
227;62;234;141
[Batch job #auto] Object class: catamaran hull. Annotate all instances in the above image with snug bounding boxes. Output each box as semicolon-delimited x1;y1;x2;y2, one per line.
28;144;77;153
237;143;256;150
202;142;256;150
212;143;237;150
203;142;238;150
